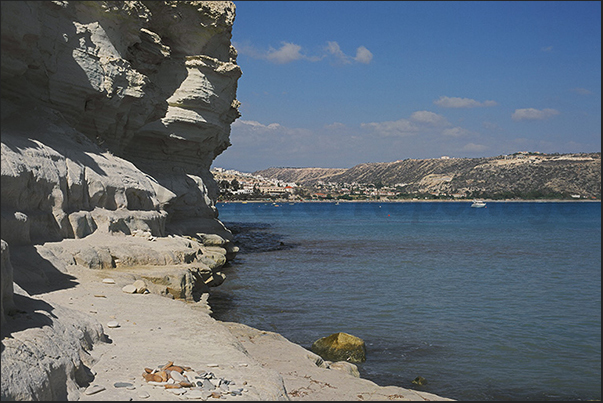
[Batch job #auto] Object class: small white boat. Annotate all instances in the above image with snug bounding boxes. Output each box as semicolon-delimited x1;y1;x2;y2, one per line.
471;200;487;208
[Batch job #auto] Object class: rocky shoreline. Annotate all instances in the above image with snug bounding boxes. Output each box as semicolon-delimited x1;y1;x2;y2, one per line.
0;1;448;400
1;236;453;401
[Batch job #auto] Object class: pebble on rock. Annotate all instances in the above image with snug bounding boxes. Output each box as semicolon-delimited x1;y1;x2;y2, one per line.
138;391;150;399
170;371;185;382
184;389;205;399
122;284;137;294
102;278;115;284
202;379;215;390
133;279;147;293
148;381;168;386
141;361;242;398
114;381;134;388
106;321;120;328
84;385;106;395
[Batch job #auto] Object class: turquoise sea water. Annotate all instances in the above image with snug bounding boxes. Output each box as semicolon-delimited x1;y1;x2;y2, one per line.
209;201;601;401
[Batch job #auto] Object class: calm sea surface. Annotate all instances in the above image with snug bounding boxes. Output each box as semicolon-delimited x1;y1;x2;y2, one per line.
209;201;601;401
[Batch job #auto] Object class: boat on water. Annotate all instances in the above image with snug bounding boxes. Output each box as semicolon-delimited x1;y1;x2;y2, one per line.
471;200;487;208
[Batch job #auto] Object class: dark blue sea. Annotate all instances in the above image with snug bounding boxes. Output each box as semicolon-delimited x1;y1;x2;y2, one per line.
209;201;601;401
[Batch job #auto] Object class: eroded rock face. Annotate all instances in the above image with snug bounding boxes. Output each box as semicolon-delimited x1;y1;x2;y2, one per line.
1;0;241;245
1;1;241;399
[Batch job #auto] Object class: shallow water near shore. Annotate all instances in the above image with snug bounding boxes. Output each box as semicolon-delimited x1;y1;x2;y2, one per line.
209;201;601;401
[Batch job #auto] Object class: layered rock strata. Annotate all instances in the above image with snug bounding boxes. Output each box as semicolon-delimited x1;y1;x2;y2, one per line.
1;1;241;400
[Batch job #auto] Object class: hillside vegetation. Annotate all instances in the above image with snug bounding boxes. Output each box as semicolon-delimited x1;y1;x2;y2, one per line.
254;152;601;200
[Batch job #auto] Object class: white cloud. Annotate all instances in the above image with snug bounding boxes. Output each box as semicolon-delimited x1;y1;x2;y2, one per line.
360;119;419;137
482;121;502;131
232;120;282;131
361;111;455;137
234;41;319;64
511;108;560;121
235;40;373;65
462;143;489;152
409;111;450;126
325;122;346;130
570;87;592;95
325;41;351;64
541;45;553;52
434;96;498;108
266;42;305;64
442;127;472;137
354;46;373;64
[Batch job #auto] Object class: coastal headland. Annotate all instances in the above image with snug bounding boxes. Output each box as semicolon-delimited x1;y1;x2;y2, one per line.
0;1;453;400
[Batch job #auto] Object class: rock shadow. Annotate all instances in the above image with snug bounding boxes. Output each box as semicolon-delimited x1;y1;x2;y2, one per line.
9;245;79;296
222;221;298;254
0;294;56;339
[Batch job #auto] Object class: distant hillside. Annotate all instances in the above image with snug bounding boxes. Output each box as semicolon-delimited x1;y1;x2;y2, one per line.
254;153;601;199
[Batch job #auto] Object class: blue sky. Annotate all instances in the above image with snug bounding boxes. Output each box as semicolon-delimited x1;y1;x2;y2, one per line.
212;1;601;172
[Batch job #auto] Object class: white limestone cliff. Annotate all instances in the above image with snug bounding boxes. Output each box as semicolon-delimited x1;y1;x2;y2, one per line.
1;1;243;399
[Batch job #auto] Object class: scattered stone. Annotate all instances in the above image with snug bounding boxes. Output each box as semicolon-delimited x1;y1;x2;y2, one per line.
166;365;184;373
138;391;150;399
202;379;215;390
143;373;155;382
170;371;185;382
183;370;199;380
184;389;205;399
122;284;137;294
106;320;120;328
157;370;168;382
102;278;115;284
237;363;248;367
141;362;241;398
206;363;219;367
133;279;147;293
114;381;134;388
84;384;106;395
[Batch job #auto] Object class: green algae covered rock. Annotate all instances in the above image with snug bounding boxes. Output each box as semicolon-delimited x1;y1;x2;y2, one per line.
412;376;428;386
311;332;366;363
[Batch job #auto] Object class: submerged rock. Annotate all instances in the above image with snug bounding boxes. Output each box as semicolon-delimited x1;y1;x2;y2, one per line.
311;332;366;363
412;376;428;386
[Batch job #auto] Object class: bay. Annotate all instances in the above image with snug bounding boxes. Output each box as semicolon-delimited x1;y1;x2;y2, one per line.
209;201;601;401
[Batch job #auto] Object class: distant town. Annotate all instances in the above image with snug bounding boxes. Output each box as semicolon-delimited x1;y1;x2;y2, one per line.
212;151;601;202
